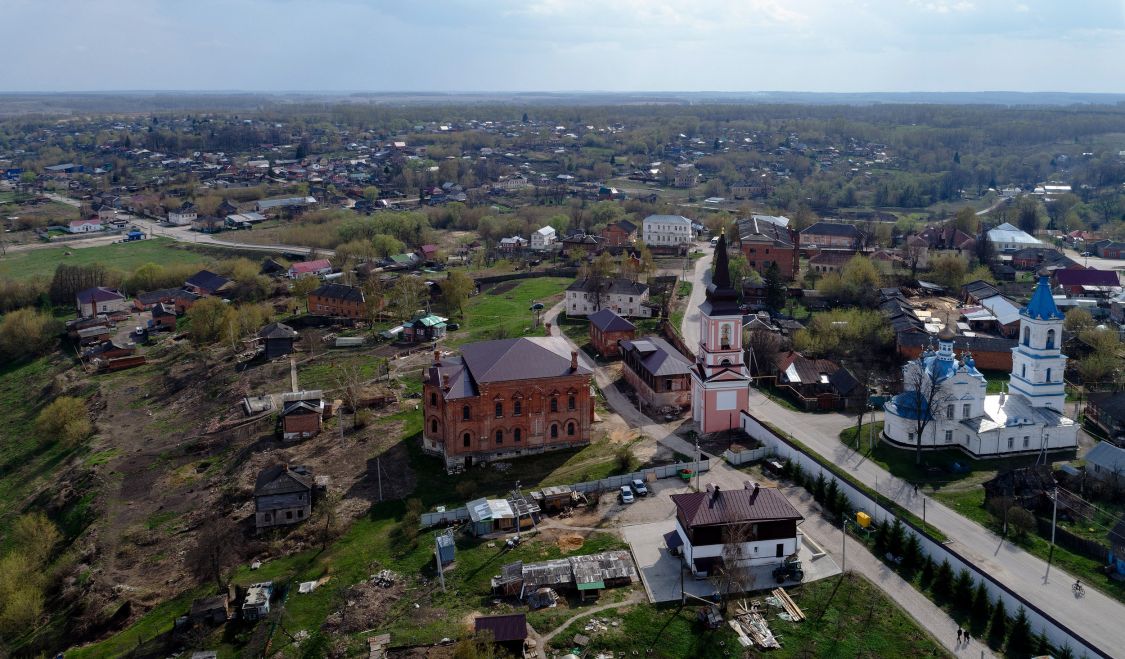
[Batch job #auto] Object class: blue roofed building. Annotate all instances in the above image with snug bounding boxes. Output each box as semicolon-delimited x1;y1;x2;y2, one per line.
883;274;1078;458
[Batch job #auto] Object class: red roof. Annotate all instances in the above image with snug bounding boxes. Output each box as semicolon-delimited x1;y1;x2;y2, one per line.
290;259;333;274
1054;268;1119;287
672;487;803;528
474;613;527;642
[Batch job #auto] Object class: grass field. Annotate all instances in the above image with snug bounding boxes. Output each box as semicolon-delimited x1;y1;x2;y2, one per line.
451;277;570;345
0;237;212;280
547;573;951;658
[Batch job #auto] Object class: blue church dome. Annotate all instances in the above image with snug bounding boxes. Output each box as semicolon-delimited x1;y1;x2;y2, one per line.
1022;275;1064;321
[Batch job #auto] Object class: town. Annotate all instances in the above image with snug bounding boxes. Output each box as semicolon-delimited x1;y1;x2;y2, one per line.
2;46;1125;659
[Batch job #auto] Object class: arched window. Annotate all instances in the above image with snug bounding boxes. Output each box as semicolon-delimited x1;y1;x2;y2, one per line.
550;424;558;438
430;392;437;406
568;395;576;411
567;422;576;436
514;428;521;443
463;433;471;448
1022;326;1030;346
430;419;438;433
513;399;522;416
495;401;503;418
495;429;503;444
462;405;471;421
550;396;559;413
1046;329;1055;350
721;359;731;366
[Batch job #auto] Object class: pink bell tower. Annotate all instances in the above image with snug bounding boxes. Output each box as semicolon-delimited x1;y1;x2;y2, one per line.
690;229;751;433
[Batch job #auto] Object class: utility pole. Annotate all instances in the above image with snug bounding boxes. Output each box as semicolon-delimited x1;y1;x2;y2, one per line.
841;515;848;572
377;455;383;501
435;534;446;593
922;497;926;533
1046;485;1058;581
694;435;701;492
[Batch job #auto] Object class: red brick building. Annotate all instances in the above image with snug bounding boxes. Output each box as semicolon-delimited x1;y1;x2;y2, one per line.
587;308;636;358
422;337;595;469
307;283;366;319
735;216;800;280
599;219;638;247
896;333;1016;371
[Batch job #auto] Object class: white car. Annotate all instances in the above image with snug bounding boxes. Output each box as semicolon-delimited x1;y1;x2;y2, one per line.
631;479;649;497
619;485;635;504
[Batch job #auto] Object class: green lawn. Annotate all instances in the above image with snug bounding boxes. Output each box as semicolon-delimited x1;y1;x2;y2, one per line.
547;573;950;658
0;237;211;280
452;277;570;345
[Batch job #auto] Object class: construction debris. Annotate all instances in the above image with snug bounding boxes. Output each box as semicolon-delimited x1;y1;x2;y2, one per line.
372;570;397;588
771;587;805;622
730;602;781;649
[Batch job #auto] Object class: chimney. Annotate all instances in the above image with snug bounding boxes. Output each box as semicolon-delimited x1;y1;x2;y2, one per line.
570;350;578;371
711;485;721;502
433;350;440;365
752;482;760;500
441;374;450;390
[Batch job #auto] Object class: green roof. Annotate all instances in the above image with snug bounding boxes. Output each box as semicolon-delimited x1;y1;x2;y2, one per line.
576;581;605;591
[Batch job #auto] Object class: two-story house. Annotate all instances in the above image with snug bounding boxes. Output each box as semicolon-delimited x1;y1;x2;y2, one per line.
565;277;653;318
735;216;800;280
620;336;693;414
167;201;197;226
600;219;638;247
307;283;366;319
530;226;557;250
254;464;314;530
642;215;693;247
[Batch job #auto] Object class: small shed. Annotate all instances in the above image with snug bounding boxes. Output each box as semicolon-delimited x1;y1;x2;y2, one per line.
189;593;231;625
258;322;299;359
531;485;577;513
279;391;325;440
436;532;456;566
241;582;273;621
474;613;527;652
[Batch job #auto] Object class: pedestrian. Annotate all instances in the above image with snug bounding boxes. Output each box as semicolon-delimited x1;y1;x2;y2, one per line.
914;484;919;495
957;628;962;644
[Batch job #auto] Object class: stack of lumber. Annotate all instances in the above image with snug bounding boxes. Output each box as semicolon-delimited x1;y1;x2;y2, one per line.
771;587;805;622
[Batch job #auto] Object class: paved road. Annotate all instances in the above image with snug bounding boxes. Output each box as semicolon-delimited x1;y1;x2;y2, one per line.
1060;246;1125;272
679;242;712;350
679;243;1123;657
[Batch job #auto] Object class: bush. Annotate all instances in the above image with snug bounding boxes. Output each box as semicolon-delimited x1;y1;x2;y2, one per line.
11;512;62;563
0;308;61;359
35;396;93;446
952;569;974;612
987;598;1008;649
614;445;639;473
1007;506;1035;538
931;559;954;603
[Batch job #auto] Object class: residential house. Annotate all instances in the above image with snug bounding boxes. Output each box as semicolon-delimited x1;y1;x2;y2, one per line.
587;308;635;358
97;206;117;222
642;214;693;247
1086;392;1125;444
402;311;447;343
1112;290;1125;324
730;181;754;199
278;391;325;440
1085;442;1125;487
167;201;197;226
189;593;232;626
185;270;232;297
735;216;800;280
307;283;366;319
1053;268;1120;298
1011;247;1072;271
529;226;557;251
807;250;856;274
619;336;693;413
151;303;177;330
254;464;314;529
896;331;1017;371
288;259;333;279
669;485;804;579
673;164;699;188
422;337;596;469
917;224;976;252
599;219;638;247
559;232;602;257
417;244;439;262
224;212;266;230
67;218;104;233
976;295;1023;338
772;351;863;411
498;236;528;252
76;287;128;318
241;582;273;621
800;222;863;249
258;322;298;359
133;287;200;314
1095;241;1125;259
987;222;1042;251
565;277;653;318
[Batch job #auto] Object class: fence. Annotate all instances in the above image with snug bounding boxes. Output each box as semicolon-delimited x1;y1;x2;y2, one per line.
419;458;711;529
473;268;579;288
1036;517;1109;563
738;410;1109;659
722;446;772;466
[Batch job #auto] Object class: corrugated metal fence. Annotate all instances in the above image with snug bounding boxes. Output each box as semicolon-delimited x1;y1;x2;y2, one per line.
420;459;711;528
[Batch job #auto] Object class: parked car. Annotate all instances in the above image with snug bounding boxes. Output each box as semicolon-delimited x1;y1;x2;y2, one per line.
447;322;460;331
619;485;635;504
631;479;649;497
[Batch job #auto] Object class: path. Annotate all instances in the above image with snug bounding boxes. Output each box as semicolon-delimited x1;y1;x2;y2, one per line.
537;590;647;646
679;240;1123;656
545;300;985;657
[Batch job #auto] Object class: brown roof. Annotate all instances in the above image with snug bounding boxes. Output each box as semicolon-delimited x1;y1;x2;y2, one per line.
474;613;527;642
672;487;803;527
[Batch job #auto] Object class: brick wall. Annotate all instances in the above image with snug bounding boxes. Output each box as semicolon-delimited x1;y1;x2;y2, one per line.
898;344;1013;371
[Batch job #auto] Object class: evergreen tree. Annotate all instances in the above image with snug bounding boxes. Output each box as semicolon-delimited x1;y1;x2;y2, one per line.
873;519;890;555
813;472;827;503
987;599;1008;649
970;582;991;636
1033;629;1051;656
764;262;786;311
888;518;906;556
900;534;921;574
833;490;851;519
824;478;840;513
1057;642;1075;659
1006;607;1033;658
931;559;954;603
522;112;529;123
952;569;974;612
919;555;935;588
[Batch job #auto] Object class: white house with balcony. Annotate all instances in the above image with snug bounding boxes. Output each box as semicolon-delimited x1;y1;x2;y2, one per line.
883;275;1078;457
642;214;693;247
530;225;557;250
667;485;803;578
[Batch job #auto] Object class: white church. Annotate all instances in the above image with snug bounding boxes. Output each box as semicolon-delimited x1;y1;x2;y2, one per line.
883;275;1078;458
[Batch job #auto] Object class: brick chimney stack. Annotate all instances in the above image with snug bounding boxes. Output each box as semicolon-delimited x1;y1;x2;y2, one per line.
441;374;450;390
570;350;578;371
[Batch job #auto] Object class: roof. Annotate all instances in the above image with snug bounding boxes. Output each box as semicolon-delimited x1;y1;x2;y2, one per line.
1022;275;1064;320
462;336;591;384
311;283;364;302
672;487;803;527
642;214;692;227
963;280;1002;300
588;308;636;333
467;498;514;522
566;277;649;296
185;270;231;292
988;222;1041;245
1054;268;1120;288
1086;442;1125;473
474;614;527;643
76;287;125;304
620;336;693;377
254;465;313;497
802;222;862;238
736;216;794;247
257;196;316;209
290;259;333;274
750;214;790;228
774;351;841;386
897;332;1016;353
978;295;1022;325
1087;391;1125;420
259;322;298;340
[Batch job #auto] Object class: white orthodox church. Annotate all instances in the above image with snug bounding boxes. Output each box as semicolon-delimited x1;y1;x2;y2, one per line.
883;275;1078;457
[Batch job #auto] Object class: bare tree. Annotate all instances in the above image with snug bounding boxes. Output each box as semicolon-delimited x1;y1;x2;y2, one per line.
186;516;242;590
744;329;782;377
899;353;954;465
708;519;757;613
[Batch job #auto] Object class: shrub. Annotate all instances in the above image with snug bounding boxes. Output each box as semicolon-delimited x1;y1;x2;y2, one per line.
614;445;639;473
0;308;61;359
11;512;62;563
35;396;93;446
952;569;974;612
931;559;954;603
1007;506;1035;538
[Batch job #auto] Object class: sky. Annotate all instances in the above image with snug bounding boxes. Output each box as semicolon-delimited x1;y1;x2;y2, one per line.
3;0;1125;93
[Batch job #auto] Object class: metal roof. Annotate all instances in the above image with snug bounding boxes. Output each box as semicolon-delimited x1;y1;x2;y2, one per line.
671;487;803;527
